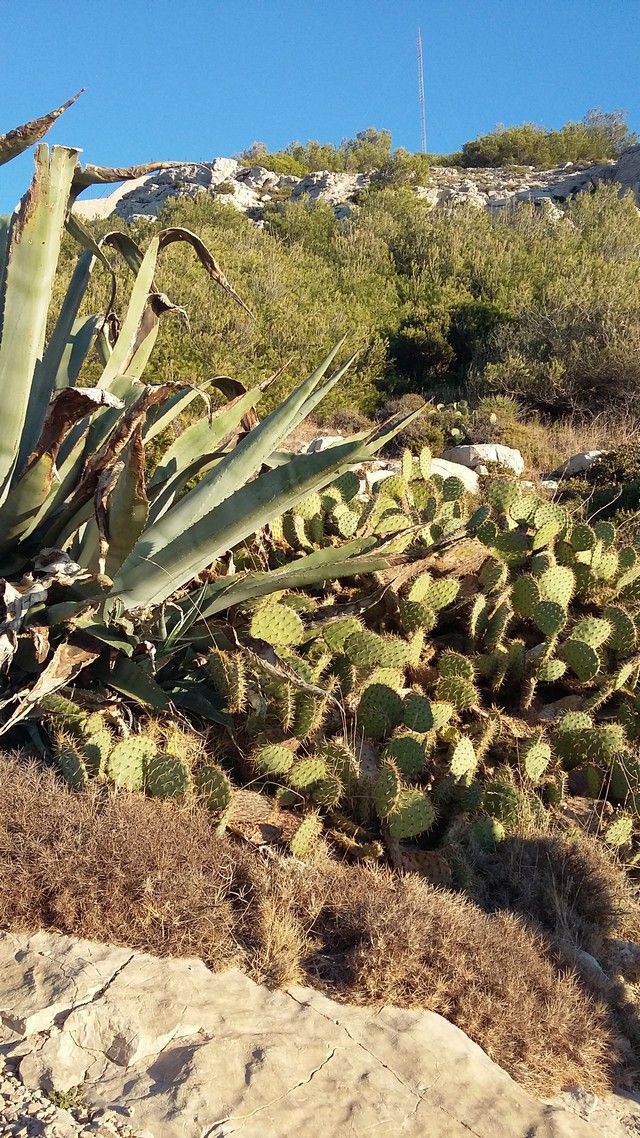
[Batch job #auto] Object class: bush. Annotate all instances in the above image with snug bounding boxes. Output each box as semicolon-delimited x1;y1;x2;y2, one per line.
454;110;635;169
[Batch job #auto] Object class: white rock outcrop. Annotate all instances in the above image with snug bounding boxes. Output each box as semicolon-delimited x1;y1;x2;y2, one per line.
551;451;608;479
72;147;640;227
442;443;525;477
0;930;627;1138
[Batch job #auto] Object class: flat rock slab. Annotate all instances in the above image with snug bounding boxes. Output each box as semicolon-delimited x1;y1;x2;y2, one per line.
0;930;619;1138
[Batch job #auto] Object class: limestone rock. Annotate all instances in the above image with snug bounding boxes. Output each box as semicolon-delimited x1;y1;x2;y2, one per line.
0;930;611;1138
431;457;480;493
552;451;608;479
442;443;525;477
302;434;346;453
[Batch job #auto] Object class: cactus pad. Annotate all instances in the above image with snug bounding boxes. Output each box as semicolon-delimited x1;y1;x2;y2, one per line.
387;789;435;839
107;736;155;791
357;684;403;739
449;736;477;781
478;558;508;594
384;734;425;778
252;744;295;777
289;812;323;858
603;606;637;655
289;758;329;791
470;817;506;848
344;630;384;668
146;753;191;798
560;638;601;682
55;742;89;790
402;692;434;732
250;604;304;647
532;600;567;637
374;759;401;817
539;565;575;608
569;618;612;648
398;600;437;634
438;651;475;682
426;578;460;611
400;848;453;886
436;676;477;711
521;735;551;782
196;765;233;813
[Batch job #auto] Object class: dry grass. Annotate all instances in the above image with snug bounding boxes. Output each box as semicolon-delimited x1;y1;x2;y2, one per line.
521;411;640;475
0;755;635;1096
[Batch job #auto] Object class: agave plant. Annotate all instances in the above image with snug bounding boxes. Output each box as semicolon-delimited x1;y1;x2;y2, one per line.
0;96;421;729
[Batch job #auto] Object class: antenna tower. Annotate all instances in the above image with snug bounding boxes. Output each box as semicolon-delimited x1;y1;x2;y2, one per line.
417;27;427;153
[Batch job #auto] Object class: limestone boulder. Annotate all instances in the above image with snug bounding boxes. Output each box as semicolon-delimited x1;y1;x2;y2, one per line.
442;444;525;477
552;451;608;479
0;930;614;1138
431;457;480;493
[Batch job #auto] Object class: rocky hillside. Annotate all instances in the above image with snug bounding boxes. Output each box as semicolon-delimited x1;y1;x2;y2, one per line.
74;146;640;225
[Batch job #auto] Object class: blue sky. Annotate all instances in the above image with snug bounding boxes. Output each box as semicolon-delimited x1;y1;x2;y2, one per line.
1;0;639;210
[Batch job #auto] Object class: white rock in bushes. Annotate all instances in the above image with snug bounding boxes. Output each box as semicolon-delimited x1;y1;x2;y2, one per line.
442;444;525;477
431;458;479;494
302;435;346;453
553;451;607;479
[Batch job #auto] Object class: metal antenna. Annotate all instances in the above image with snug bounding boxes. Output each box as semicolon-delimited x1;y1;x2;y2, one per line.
417;27;427;153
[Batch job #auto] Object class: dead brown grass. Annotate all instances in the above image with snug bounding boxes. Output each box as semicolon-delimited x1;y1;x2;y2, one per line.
0;755;631;1096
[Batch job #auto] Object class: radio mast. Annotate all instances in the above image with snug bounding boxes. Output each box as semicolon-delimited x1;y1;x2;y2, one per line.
417;28;427;153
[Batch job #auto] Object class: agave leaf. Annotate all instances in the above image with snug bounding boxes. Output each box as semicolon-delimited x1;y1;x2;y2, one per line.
148;388;261;497
15;247;104;473
93;654;170;708
0;388;125;561
111;409;420;611
70;159;180;196
0;90;84;166
0;145;80;503
133;342;345;565
104;431;150;578
198;539;389;620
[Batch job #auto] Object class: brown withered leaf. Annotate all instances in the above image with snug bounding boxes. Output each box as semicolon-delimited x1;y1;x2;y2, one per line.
0;638;100;736
0;90;85;166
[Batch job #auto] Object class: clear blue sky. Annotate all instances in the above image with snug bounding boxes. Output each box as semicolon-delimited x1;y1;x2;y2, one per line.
1;0;639;211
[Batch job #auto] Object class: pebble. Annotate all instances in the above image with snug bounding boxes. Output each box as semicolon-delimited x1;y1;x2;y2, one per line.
0;1061;146;1138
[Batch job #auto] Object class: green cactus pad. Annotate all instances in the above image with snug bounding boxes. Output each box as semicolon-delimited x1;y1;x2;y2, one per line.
492;530;530;565
250;604;304;647
449;736;477;781
431;701;455;730
146;753;191;798
331;503;361;538
593;520;616;548
387;789;435;839
467;504;491;530
196;765;233;813
296;491;323;520
536;657;566;682
557;711;594;733
470;817;506;848
571;523;596;552
476;519;498;547
289;812;323;859
55;742;89;790
406;630;425;667
382;637;412;668
521;735;551;782
534;502;568;530
83;729;112;778
538;565;575;607
289;758;329;790
426;578;460;611
107;736;156;791
560;638;601;682
357;684;404;739
419;446;432;480
407;573;433;602
402;693;434;732
436;675;478;711
469;595;491;640
311;774;344;807
556;724;626;769
529;551;556;577
532;520;563;551
398;600;437;634
484;780;522;828
442;476;466;502
569;617;612;648
478;558;509;594
511;575;541;618
322;617;363;652
384;734;426;778
604;815;634;847
603;606;637;655
532;600;567;637
293;691;329;740
366;668;405;691
484;602;512;650
344;630;385;668
320;741;359;797
252;744;295;777
438;651;475;682
487;478;521;515
332;470;360;502
374;758;401;817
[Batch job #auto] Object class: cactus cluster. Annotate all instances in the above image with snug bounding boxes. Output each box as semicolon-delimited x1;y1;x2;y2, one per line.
40;695;233;816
